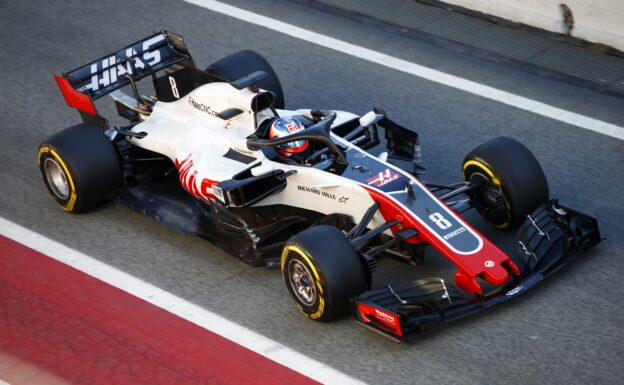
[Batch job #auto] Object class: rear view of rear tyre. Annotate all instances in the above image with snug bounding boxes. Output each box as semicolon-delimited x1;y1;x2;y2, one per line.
206;50;285;109
281;225;367;322
38;124;123;213
462;136;549;229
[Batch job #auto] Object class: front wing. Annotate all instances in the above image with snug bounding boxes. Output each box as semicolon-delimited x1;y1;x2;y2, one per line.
351;201;601;341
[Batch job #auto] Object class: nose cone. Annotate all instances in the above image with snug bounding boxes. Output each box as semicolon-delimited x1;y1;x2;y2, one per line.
481;262;511;285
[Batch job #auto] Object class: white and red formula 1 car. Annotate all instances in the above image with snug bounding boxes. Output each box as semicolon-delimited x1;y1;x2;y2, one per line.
39;31;601;340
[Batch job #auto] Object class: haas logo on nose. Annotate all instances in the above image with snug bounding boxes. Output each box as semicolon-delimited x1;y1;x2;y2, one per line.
367;168;400;187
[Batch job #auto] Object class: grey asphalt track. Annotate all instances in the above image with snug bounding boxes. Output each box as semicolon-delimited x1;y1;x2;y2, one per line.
1;0;623;384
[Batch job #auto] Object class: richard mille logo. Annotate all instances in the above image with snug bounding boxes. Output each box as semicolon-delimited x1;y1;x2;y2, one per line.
297;185;335;200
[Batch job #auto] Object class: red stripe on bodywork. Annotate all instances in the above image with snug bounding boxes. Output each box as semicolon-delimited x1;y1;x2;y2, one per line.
0;235;319;385
54;75;97;115
362;185;519;295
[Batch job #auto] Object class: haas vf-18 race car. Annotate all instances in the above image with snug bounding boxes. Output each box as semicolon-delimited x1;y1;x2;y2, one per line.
39;31;601;340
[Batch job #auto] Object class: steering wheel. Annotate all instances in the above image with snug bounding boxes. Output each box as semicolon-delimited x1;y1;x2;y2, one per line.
246;110;347;164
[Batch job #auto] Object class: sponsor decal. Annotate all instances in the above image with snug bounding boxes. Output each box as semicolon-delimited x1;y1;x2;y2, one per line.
187;96;220;118
506;286;523;296
284;120;300;133
356;303;402;336
175;155;219;201
338;196;349;203
224;119;233;129
374;309;397;326
484;260;495;268
297;185;336;200
367;168;400;187
79;34;165;93
443;226;466;240
232;147;256;157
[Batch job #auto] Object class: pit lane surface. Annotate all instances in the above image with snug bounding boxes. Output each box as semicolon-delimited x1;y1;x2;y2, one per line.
1;0;623;384
0;231;323;385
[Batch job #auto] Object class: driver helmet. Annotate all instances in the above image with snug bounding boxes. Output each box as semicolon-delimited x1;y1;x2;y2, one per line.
269;116;309;157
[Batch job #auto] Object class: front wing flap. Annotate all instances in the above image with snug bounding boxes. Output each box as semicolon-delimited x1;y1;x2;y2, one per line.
350;201;601;341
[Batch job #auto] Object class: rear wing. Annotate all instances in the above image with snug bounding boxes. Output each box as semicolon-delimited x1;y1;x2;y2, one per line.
54;30;194;125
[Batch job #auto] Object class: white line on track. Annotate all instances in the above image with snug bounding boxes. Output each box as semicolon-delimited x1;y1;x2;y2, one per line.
184;0;624;141
0;217;366;385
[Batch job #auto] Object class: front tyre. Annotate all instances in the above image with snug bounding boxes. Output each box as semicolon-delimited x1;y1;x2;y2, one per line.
281;225;367;322
38;124;123;213
462;136;549;229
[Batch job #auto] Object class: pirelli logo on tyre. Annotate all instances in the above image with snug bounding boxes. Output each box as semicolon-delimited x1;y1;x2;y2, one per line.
38;145;78;212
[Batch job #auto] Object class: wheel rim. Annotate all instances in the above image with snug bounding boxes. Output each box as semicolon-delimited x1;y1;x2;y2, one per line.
287;259;317;306
469;171;510;228
43;157;70;200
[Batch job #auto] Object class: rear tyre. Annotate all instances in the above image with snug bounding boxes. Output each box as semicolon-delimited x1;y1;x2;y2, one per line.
462;136;549;229
38;124;123;213
281;225;367;321
206;50;285;109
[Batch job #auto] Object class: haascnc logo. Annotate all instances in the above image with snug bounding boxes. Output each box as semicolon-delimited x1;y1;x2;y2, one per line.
187;96;219;118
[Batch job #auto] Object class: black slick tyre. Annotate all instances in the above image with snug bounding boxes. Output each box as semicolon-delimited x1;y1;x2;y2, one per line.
462;136;549;230
205;50;285;109
281;225;367;322
38;124;123;213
